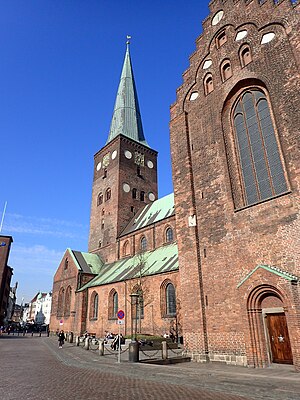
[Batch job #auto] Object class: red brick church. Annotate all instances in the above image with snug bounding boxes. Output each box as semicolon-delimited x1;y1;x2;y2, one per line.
50;0;300;371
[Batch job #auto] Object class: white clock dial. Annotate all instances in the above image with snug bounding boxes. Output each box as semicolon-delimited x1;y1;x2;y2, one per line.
148;192;155;202
96;162;101;171
125;150;132;159
112;150;117;160
147;160;154;169
123;183;130;193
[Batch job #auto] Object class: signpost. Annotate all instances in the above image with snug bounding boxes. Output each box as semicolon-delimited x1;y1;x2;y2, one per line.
117;310;125;363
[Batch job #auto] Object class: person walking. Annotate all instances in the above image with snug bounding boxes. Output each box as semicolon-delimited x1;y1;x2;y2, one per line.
58;330;65;348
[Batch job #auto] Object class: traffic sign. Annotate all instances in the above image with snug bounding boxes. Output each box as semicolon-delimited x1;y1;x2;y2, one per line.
117;310;125;319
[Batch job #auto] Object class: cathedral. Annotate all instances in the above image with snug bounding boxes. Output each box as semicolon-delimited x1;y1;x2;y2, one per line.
50;0;300;371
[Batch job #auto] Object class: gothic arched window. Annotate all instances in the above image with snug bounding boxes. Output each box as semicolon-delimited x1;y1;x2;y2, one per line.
166;283;176;316
132;188;137;199
123;241;130;257
97;193;103;206
165;227;174;243
240;45;252;67
233;89;287;206
221;60;232;82
64;286;71;317
105;188;111;201
204;74;214;95
108;289;118;319
57;288;64;317
90;292;98;320
140;236;147;251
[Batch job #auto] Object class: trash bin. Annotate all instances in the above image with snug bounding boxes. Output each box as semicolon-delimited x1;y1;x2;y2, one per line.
129;341;139;362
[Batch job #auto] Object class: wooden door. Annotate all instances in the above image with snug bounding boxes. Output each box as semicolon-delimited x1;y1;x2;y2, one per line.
267;313;293;364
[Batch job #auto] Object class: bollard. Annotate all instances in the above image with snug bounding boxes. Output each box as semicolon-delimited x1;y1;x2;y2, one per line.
84;337;90;350
31;332;34;337
39;331;41;337
162;341;168;360
99;339;104;356
129;341;139;362
69;332;73;343
76;336;80;346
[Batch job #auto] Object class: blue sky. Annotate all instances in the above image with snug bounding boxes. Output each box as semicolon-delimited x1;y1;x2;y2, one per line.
1;0;210;303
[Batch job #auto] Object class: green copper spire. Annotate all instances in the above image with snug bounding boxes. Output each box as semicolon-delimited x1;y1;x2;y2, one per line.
106;41;149;147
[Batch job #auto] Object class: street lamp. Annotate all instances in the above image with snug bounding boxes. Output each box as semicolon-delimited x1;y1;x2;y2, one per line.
129;293;139;342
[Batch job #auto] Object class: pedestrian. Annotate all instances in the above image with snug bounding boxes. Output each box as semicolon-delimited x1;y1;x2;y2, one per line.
111;334;119;351
58;330;65;348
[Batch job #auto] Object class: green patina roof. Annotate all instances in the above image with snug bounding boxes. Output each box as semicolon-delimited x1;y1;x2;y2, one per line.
237;264;299;288
68;249;104;275
106;44;148;147
78;242;178;291
120;193;175;236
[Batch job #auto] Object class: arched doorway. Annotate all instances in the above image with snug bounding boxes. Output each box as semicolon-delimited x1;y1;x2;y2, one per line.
247;285;293;367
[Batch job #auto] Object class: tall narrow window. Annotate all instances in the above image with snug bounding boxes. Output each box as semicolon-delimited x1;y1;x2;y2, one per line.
91;292;98;319
166;283;176;316
97;193;103;206
140;236;147;251
64;286;71;317
204;74;214;95
217;30;227;48
166;227;174;243
57;288;64;317
140;191;145;201
221;60;232;82
233;89;287;206
132;188;137;199
105;188;111;201
240;45;252;67
123;241;130;256
113;292;118;318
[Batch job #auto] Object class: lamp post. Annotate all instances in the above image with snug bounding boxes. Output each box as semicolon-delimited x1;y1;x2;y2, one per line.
129;293;139;362
129;293;139;342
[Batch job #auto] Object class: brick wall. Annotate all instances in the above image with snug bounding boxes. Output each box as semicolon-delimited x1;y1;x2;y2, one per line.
170;0;300;369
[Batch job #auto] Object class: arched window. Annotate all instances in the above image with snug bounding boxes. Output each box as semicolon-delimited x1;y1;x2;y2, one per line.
204;74;214;95
240;45;252;67
233;89;287;206
123;241;130;257
132;188;137;199
57;288;64;317
140;236;147;251
166;227;174;243
221;60;232;82
166;283;176;316
98;240;102;248
97;193;103;206
103;168;107;178
140;191;145;201
64;286;71;317
217;30;227;48
90;292;98;320
108;289;118;319
105;188;111;201
64;257;68;270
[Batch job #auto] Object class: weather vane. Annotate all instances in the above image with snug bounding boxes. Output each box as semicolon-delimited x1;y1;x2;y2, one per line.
126;35;132;45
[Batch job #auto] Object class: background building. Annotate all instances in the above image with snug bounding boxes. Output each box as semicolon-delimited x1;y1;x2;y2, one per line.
0;235;13;327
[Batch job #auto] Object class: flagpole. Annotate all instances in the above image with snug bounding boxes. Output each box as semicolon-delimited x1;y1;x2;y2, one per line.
0;201;7;233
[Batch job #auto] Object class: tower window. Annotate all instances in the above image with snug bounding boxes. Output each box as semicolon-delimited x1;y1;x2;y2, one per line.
105;188;111;201
240;45;252;67
98;240;102;248
103;168;107;179
102;208;105;216
217;31;227;48
204;74;214;95
123;241;130;257
97;193;103;206
221;60;232;82
132;188;137;199
232;89;288;206
101;219;104;230
140;191;145;201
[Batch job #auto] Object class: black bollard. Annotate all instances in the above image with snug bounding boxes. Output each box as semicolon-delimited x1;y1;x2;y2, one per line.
129;341;139;362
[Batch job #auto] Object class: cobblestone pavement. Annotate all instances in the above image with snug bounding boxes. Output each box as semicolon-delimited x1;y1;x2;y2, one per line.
1;335;300;400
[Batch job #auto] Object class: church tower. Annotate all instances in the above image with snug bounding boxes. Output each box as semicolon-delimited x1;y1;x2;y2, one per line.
88;42;158;262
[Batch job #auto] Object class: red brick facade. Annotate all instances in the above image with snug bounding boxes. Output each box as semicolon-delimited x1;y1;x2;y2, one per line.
170;0;300;370
0;235;13;326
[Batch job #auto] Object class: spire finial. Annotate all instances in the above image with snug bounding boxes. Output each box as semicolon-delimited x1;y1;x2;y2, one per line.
126;35;132;46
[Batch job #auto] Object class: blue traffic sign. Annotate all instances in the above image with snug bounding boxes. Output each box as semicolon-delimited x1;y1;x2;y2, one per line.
117;310;125;319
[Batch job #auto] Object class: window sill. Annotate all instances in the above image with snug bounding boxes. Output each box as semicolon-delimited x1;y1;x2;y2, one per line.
234;190;291;212
90;318;98;321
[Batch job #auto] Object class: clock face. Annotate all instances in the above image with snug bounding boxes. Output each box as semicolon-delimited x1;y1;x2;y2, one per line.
111;150;117;160
147;160;154;169
96;162;101;171
102;153;110;167
125;150;132;159
212;10;224;26
134;152;145;166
